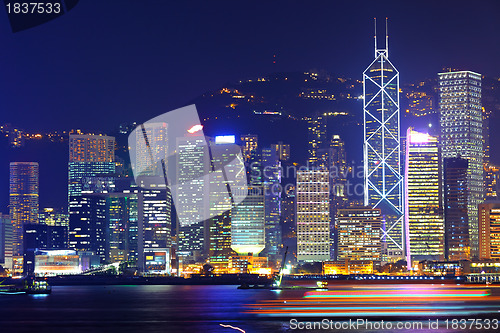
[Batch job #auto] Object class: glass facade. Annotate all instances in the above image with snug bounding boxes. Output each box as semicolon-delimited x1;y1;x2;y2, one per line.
444;157;470;260
231;186;265;256
405;129;444;261
439;71;483;257
296;170;330;262
479;203;500;260
337;207;381;261
9;162;39;256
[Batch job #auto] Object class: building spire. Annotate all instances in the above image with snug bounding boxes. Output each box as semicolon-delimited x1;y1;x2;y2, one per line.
374;17;389;58
385;17;389;56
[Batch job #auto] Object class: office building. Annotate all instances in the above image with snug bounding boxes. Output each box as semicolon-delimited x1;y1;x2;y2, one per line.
39;208;69;227
136;176;172;273
208;136;244;262
0;214;13;269
271;141;290;161
68;134;115;198
281;183;296;262
231;186;265;256
23;223;68;274
330;135;348;199
485;164;499;200
296;170;330;262
68;194;107;261
405;129;444;261
176;134;210;259
307;115;327;166
439;70;483;257
337;207;381;261
68;134;116;263
363;22;404;261
262;147;281;261
240;134;258;162
133;122;168;177
444;157;470;260
107;189;139;263
9;162;39;257
479;202;500;260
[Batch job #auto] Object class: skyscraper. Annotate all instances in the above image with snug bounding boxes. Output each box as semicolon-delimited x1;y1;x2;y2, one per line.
330;135;348;199
176;135;210;259
68;134;116;198
307;115;327;166
208;136;244;262
479;202;500;260
296;170;330;262
68;194;107;260
443;157;470;260
107;190;139;263
240;134;258;162
68;134;115;263
363;20;403;261
134;122;168;177
439;70;483;257
405;129;444;261
485;164;499;200
0;213;13;269
9;162;39;257
262;146;282;261
231;186;265;256
337;207;381;261
271;141;291;162
329;134;348;260
39;208;69;227
135;176;172;273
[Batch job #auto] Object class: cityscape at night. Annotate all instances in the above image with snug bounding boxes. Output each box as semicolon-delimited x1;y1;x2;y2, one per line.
1;1;500;332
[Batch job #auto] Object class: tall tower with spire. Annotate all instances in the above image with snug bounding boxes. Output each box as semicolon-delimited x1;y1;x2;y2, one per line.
363;18;404;262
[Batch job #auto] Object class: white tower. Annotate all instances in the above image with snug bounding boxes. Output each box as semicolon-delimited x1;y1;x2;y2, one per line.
363;18;404;261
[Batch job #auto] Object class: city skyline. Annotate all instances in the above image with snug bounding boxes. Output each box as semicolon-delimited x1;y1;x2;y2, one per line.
2;3;500;332
0;2;499;275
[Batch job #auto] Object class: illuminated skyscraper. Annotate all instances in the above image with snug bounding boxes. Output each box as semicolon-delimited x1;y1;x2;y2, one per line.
106;188;139;263
38;208;69;227
68;134;115;198
137;176;172;273
262;147;281;261
439;70;483;257
485;164;499;200
231;186;265;256
68;134;115;263
9;162;39;256
405;129;444;261
134;122;168;177
0;214;13;269
208;136;244;262
240;134;258;162
444;157;470;260
479;202;500;260
271;141;290;161
176;135;210;259
68;194;107;260
297;170;330;262
307;115;327;166
337;207;381;261
330;135;348;200
363;19;403;260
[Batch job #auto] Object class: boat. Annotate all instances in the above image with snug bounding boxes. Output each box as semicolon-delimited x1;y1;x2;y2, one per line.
0;277;51;295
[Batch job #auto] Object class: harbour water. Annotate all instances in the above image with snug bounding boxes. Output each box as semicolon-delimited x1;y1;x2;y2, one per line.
0;284;499;333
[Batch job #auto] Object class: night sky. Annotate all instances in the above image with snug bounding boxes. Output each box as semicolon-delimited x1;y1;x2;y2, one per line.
1;0;500;211
1;0;499;132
